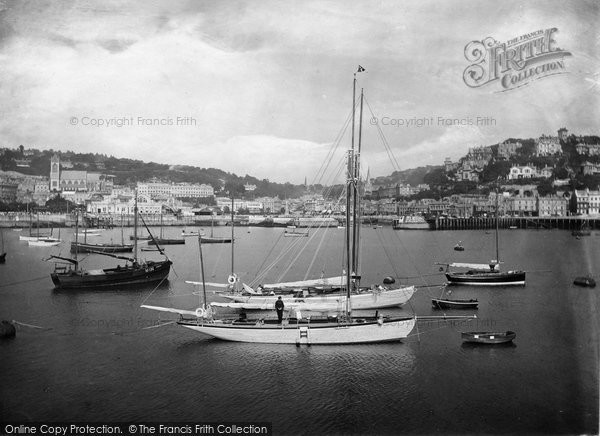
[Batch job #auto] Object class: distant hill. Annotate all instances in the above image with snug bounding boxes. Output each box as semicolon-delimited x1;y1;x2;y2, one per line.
0;147;308;198
371;165;442;186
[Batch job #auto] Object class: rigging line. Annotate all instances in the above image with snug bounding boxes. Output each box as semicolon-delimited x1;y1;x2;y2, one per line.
364;95;402;172
275;225;324;282
253;231;285;280
0;275;49;288
373;227;402;278
310;102;357;187
140;273;170;306
390;229;430;288
208;241;226;278
303;226;329;280
251;235;307;286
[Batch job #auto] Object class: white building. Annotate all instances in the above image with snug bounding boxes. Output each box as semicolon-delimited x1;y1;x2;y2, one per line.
508;165;536;180
537;196;567;217
535;135;562;156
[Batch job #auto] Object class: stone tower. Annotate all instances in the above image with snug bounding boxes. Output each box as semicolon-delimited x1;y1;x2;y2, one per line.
558;127;568;142
50;154;60;191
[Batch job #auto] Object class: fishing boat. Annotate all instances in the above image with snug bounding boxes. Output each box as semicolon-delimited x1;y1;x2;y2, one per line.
142;67;417;344
461;331;516;344
200;212;232;244
439;190;526;286
453;242;465;251
49;197;171;289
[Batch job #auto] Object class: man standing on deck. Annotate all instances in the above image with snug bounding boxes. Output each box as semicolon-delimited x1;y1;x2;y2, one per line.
275;296;284;324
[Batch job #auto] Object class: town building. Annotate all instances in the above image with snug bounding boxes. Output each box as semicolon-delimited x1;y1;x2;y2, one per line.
537;196;568;217
575;143;600;156
535;135;562;156
574;188;600;215
497;140;522;159
508;165;537;180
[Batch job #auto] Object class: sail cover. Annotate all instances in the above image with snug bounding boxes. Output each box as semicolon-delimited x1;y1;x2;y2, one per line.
449;262;500;271
263;275;346;289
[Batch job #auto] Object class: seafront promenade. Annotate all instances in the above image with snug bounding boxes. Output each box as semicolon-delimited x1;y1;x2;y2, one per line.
1;212;598;231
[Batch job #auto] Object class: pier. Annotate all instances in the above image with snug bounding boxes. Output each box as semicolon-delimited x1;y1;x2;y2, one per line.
432;216;598;231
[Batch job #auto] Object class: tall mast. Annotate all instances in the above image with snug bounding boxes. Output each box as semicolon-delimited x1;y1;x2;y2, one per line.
74;209;79;265
197;235;207;309
133;188;138;262
345;149;353;318
231;196;235;276
352;88;364;277
495;188;500;263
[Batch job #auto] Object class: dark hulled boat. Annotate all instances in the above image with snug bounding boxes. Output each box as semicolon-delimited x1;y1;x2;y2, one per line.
200;236;232;243
50;257;172;289
50;199;171;290
431;298;478;309
440;189;526;287
154;238;185;245
70;241;134;253
461;330;516;344
444;264;526;286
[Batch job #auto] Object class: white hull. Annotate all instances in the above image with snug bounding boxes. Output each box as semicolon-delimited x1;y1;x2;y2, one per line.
28;240;61;247
220;286;416;311
20;235;50;241
179;317;416;344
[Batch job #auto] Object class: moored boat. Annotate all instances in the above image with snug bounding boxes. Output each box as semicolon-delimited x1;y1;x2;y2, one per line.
142;67;417;344
439;190;526;286
70;241;134;253
442;263;526;286
461;331;516;344
50;199;171;290
432;298;478;309
573;276;596;287
392;215;431;230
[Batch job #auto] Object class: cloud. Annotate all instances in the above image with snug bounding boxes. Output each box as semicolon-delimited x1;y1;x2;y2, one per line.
0;0;597;186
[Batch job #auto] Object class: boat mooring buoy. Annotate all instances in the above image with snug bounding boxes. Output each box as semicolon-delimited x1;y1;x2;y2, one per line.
0;320;16;338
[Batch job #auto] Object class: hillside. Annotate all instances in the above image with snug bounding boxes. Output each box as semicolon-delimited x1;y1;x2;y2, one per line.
0;147;307;198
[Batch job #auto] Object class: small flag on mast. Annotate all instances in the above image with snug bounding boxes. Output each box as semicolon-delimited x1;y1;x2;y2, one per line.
357;65;365;72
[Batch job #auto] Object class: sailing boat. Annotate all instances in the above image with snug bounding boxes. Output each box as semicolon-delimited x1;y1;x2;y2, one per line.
200;212;232;244
71;213;133;253
19;211;52;241
0;229;6;263
439;190;526;286
142;68;416;344
154;213;185;245
49;194;172;289
27;214;61;246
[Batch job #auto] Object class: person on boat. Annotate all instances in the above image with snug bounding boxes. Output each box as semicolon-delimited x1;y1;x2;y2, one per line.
275;296;284;324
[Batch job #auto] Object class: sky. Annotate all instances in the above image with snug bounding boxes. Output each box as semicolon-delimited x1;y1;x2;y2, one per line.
0;0;598;184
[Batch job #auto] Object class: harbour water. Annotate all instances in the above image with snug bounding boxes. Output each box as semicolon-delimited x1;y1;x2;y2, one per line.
0;226;598;434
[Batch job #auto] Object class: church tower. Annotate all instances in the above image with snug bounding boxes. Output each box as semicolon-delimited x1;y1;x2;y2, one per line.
50;154;60;191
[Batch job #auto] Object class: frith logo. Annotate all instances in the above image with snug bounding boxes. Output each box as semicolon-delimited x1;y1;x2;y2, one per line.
463;28;571;92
